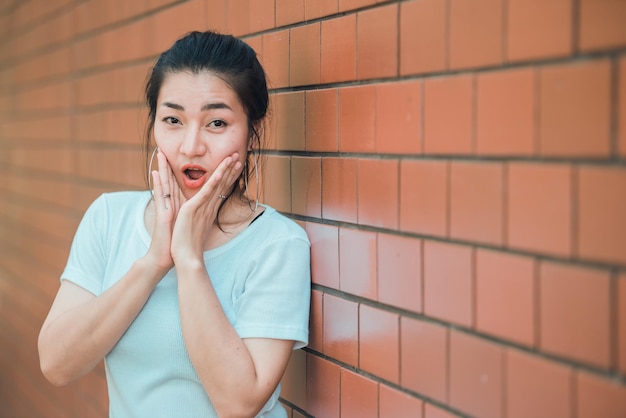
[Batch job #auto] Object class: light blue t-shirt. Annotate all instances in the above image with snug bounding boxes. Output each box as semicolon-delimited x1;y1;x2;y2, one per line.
61;191;311;418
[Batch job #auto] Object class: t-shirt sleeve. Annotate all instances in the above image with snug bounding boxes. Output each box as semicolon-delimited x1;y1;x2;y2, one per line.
233;235;311;350
60;194;108;296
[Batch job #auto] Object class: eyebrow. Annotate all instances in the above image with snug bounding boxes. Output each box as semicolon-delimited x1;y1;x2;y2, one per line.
161;102;233;112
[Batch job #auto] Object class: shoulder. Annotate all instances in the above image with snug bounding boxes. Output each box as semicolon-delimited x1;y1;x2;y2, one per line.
98;190;151;207
87;190;150;214
81;191;150;230
255;205;309;245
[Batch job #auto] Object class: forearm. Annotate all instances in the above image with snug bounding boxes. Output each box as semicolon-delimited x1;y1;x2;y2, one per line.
177;261;268;418
38;257;166;386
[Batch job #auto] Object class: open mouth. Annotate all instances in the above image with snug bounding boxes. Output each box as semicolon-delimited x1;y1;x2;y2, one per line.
181;165;208;188
184;168;206;180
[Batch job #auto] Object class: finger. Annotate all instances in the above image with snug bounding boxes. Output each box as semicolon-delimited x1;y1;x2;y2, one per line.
216;154;242;197
210;156;238;202
170;167;181;214
152;170;166;211
157;151;172;209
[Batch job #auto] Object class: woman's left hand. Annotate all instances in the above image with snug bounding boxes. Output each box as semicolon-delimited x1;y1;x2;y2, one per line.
170;152;242;263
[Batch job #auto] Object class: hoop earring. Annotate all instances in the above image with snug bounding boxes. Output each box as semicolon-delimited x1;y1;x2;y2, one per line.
244;152;259;212
148;147;158;196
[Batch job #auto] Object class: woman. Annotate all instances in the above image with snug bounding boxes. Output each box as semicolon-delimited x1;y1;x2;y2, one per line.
38;31;311;418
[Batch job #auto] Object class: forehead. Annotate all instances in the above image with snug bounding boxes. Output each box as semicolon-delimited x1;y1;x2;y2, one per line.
158;71;244;111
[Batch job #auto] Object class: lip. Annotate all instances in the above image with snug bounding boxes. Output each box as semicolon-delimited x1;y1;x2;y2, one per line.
181;164;208;189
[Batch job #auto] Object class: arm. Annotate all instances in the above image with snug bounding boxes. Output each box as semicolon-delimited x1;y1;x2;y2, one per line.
171;154;298;417
38;259;167;386
177;261;294;418
39;150;180;386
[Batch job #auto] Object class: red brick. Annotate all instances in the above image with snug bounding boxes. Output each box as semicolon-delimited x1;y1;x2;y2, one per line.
305;89;339;152
539;60;611;157
507;163;572;257
476;250;535;346
506;349;572;418
276;0;304;26
262;30;290;88
110;63;151;104
340;0;376;12
151;0;206;54
12;146;71;176
424;74;473;155
268;92;305;151
106;108;144;146
291;157;321;218
507;0;572;61
579;0;626;51
147;0;179;9
339;85;376;152
377;234;422;313
379;385;423;418
323;294;359;366
309;290;323;352
450;162;504;245
476;67;535;155
401;317;448;403
26;9;73;53
6;115;71;142
620;57;626;157
71;34;102;72
376;81;422;154
262;155;291;213
15;47;71;84
340;370;378;418
306;223;339;288
577;166;626;264
619;273;626;375
18;81;72;112
321;157;357;223
249;0;275;32
225;0;249;36
101;20;153;65
577;371;626;418
424;404;457;418
450;331;504;418
305;0;338;20
339;228;377;300
357;159;398;229
540;262;611;368
76;111;108;143
359;305;399;383
73;1;112;34
449;0;503;69
205;0;227;33
400;0;447;75
306;355;340;418
424;241;472;327
357;4;398;79
290;23;321;86
400;160;448;237
321;15;357;83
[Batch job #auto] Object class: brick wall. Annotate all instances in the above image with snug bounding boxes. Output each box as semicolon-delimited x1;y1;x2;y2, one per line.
0;0;625;417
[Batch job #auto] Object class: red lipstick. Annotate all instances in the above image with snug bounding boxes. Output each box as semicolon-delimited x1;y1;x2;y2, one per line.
181;164;208;189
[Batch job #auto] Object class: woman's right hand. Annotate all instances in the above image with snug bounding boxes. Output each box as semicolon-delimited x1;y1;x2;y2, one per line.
146;150;180;272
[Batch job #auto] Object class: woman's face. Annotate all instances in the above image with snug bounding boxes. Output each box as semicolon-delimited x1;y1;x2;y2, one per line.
154;71;250;199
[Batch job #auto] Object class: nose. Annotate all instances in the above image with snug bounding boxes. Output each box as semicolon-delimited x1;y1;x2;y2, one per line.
179;125;207;156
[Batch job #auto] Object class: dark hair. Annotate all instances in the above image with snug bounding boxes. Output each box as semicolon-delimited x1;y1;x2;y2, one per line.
143;30;268;221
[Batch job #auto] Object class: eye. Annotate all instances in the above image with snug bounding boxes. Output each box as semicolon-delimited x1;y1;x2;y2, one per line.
162;116;181;125
208;119;227;128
